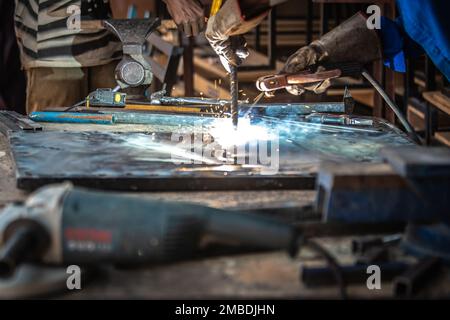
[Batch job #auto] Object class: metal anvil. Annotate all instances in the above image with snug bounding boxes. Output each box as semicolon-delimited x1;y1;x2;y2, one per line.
103;18;160;89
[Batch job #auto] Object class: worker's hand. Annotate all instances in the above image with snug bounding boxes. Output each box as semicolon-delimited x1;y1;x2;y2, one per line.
205;0;248;72
206;16;249;73
280;12;383;96
280;45;330;95
205;0;268;72
163;0;206;36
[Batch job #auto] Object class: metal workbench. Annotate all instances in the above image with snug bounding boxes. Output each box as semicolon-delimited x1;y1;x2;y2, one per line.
0;121;449;299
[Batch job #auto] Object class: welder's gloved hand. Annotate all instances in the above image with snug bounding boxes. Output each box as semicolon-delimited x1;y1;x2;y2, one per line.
280;12;383;96
280;46;330;95
163;0;206;37
205;0;269;72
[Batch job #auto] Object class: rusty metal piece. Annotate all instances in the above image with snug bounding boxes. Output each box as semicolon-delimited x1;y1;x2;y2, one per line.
0;111;42;137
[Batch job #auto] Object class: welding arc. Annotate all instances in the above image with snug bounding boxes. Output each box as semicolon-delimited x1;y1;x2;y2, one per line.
362;70;421;144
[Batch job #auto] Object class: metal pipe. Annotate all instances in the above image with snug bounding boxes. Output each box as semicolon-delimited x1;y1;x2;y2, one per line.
30;112;116;125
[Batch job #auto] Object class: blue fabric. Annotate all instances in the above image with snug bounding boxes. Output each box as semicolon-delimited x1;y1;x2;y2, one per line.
380;0;450;80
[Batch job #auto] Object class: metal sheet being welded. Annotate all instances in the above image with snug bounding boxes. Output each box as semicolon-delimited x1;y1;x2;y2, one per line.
8;111;414;191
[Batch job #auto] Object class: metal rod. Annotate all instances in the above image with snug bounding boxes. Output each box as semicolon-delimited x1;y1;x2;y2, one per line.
30;112;116;125
230;65;239;128
268;7;276;70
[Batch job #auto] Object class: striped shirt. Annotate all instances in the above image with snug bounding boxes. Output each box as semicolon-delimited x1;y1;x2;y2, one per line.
14;0;122;69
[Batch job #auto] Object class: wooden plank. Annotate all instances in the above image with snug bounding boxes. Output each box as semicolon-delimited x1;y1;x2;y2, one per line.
193;73;231;99
407;104;426;131
258;19;321;29
193;49;284;83
435;131;450;147
407;99;450;132
414;77;426;89
408;104;425;120
423;91;450;116
245;35;313;47
148;33;173;56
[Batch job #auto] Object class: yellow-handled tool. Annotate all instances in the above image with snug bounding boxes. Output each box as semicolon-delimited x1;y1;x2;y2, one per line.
210;0;223;16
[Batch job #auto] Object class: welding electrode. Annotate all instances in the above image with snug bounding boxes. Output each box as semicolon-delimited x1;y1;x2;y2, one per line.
230;64;239;128
0;183;297;277
229;36;248;128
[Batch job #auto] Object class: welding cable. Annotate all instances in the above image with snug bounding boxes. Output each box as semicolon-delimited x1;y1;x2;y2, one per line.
64;99;86;112
296;237;348;300
361;70;421;144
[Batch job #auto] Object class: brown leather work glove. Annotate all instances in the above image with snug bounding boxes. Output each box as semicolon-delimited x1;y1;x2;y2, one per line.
205;0;269;72
280;12;382;96
280;46;330;95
